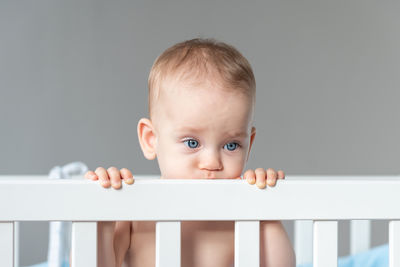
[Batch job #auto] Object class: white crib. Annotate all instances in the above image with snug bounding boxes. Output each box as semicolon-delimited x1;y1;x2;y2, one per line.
1;175;400;267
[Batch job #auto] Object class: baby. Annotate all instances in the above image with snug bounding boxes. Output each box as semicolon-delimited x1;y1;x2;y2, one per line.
84;38;295;267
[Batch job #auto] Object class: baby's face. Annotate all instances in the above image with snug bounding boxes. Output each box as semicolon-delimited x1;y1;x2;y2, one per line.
151;77;255;180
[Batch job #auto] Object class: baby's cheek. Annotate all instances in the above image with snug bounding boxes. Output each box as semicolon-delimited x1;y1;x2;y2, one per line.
162;157;194;179
224;160;246;178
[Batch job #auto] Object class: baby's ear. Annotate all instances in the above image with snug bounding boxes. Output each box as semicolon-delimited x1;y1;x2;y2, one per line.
246;127;256;161
137;118;157;160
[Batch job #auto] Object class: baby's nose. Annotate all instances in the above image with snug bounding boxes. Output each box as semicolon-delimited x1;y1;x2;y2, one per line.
198;151;223;171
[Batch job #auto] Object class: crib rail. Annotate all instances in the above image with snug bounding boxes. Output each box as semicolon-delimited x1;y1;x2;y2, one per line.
1;175;400;267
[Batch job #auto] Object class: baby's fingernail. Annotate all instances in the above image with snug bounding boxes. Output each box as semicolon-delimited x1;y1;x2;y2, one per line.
101;180;109;186
249;178;256;184
125;178;134;184
256;182;266;189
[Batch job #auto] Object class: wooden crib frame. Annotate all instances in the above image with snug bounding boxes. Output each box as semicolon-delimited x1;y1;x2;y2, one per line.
1;175;400;267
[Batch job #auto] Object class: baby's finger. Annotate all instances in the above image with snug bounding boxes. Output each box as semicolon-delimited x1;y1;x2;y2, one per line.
84;171;98;181
266;168;277;187
278;170;285;179
95;167;110;188
255;168;266;189
107;167;122;189
120;168;134;185
244;169;256;185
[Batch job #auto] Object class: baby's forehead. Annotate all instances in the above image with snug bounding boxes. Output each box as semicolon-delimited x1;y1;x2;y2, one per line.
160;73;252;101
162;69;225;89
150;73;255;123
155;92;253;129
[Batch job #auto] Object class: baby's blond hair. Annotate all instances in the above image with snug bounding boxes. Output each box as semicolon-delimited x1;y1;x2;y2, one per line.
148;38;256;117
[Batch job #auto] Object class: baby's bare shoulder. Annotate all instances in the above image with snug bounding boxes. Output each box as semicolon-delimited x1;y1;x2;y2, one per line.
131;221;156;232
260;220;285;235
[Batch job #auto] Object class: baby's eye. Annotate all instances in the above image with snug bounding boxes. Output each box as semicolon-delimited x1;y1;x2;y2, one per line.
184;139;199;149
224;142;239;151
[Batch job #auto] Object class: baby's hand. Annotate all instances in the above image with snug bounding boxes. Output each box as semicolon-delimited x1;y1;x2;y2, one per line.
243;168;285;189
84;167;134;189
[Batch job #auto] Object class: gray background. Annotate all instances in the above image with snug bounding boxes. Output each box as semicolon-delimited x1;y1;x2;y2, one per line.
1;0;399;265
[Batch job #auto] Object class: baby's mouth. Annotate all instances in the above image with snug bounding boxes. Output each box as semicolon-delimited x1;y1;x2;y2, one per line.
202;172;219;179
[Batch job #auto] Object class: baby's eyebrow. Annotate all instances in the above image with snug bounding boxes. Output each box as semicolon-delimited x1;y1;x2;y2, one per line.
176;126;205;133
175;126;248;138
225;131;248;138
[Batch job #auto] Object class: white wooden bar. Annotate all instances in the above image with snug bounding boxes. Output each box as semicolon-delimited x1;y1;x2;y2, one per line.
234;221;259;267
2;176;400;266
2;176;400;221
350;220;370;254
156;221;181;267
71;222;97;267
313;221;338;267
0;222;14;267
294;220;313;265
389;220;400;267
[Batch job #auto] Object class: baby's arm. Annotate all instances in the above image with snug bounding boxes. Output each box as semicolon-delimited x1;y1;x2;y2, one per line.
83;167;134;267
243;168;294;266
69;221;130;267
97;221;118;267
260;221;296;267
97;221;131;267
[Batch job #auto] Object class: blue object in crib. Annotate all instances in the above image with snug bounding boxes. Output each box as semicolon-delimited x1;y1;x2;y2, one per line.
297;244;388;267
27;262;68;267
24;162;88;267
26;244;388;267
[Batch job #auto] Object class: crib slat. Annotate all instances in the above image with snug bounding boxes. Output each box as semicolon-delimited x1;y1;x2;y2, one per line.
156;221;181;267
0;222;14;267
389;220;400;267
71;222;97;267
14;222;19;267
295;220;313;265
235;221;259;267
350;220;370;254
313;221;337;267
